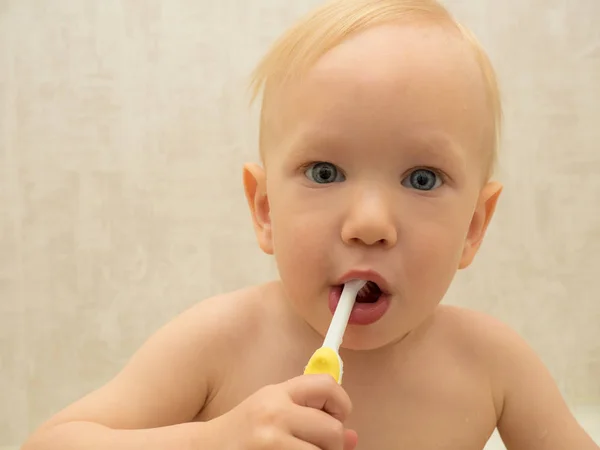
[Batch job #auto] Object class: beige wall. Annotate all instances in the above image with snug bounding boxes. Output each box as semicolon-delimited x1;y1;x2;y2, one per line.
1;0;599;446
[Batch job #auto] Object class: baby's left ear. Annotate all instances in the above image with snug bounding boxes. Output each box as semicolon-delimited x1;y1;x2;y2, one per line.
459;181;503;269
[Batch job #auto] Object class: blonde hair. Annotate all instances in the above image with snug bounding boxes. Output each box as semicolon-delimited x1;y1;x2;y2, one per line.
249;0;502;177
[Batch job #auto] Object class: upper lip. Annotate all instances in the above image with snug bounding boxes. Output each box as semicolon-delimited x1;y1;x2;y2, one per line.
336;270;391;294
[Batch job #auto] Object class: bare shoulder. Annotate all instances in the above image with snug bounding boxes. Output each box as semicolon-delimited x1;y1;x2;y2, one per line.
35;282;274;433
161;282;273;350
431;304;535;374
426;306;526;409
432;305;598;449
432;304;523;350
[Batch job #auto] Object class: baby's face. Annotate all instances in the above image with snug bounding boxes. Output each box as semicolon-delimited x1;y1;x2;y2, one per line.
252;23;500;350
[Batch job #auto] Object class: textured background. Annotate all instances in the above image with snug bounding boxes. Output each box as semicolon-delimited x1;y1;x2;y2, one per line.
1;0;599;447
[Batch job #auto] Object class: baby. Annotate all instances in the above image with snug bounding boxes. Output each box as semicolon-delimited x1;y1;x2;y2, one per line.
22;1;599;449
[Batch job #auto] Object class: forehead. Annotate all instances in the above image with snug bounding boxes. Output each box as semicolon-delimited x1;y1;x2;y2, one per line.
263;23;492;173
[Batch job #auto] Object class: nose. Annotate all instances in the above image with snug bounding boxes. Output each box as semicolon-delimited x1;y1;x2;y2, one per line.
341;188;398;247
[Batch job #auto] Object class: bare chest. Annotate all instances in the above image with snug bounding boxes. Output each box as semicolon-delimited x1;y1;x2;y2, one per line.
197;350;498;450
342;377;497;449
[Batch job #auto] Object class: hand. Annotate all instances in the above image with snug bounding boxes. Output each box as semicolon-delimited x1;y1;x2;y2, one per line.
211;374;358;450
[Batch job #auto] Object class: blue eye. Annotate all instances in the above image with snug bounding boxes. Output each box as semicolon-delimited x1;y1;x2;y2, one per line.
402;169;442;191
305;162;345;184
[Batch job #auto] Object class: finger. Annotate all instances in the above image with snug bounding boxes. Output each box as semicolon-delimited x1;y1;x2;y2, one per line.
288;404;346;450
285;374;353;422
344;429;358;450
262;434;320;450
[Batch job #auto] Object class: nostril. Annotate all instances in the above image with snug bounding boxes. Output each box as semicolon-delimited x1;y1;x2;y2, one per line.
341;219;397;247
349;237;389;246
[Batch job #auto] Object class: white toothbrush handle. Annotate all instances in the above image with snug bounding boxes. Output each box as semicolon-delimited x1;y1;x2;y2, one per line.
323;280;366;351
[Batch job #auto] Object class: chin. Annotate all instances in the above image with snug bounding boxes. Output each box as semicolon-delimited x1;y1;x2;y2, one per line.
339;325;409;351
304;312;408;352
294;300;408;352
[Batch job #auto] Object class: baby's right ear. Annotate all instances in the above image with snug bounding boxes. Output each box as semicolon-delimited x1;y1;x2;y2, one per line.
243;163;274;254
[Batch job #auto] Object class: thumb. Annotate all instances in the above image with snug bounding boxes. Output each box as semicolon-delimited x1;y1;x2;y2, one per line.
344;429;358;450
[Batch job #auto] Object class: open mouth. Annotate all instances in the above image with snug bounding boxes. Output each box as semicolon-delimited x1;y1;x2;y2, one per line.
328;280;391;326
355;281;383;304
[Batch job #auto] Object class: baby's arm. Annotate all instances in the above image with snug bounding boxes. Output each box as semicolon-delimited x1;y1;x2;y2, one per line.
480;315;599;450
21;298;230;450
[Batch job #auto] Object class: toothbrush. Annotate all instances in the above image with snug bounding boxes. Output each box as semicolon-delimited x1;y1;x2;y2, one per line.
303;280;367;384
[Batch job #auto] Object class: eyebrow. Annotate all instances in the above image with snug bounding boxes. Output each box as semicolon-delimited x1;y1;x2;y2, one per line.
285;126;467;174
282;127;344;159
404;132;467;172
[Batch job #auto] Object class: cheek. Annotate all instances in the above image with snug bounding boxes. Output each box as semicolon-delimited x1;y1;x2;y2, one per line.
269;201;335;279
402;221;467;296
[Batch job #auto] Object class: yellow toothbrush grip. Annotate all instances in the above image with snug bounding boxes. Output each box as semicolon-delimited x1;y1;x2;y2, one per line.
303;347;342;384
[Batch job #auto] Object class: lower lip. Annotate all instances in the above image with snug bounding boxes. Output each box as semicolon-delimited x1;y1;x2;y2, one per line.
328;286;391;326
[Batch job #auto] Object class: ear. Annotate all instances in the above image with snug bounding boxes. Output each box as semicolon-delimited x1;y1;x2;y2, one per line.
243;163;274;255
459;181;503;269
